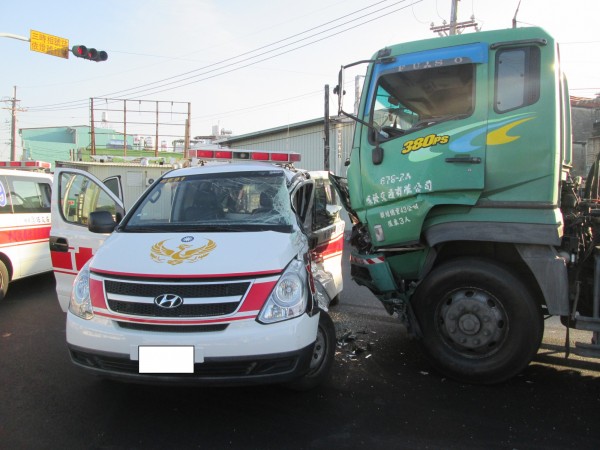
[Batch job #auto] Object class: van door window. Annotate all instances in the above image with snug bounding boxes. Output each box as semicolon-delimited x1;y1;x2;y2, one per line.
312;179;341;230
59;172;120;226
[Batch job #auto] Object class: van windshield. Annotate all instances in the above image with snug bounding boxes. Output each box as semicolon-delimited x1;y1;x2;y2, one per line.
122;170;295;233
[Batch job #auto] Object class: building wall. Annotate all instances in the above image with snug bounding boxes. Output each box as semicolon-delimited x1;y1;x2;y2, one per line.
223;118;355;177
20;126;135;168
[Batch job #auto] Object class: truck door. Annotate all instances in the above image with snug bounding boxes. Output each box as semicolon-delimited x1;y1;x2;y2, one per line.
309;172;345;303
49;168;124;312
356;42;488;245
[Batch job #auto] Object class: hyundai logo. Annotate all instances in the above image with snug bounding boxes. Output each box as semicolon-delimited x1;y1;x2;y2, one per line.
154;293;184;309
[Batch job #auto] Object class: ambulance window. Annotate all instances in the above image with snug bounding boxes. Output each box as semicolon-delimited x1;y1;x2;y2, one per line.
0;178;10;214
3;178;51;213
59;173;118;226
313;179;340;229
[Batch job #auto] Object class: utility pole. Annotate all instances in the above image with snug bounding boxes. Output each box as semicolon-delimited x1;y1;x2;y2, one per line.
449;0;458;36
3;86;25;161
324;84;330;171
430;0;479;36
10;86;17;161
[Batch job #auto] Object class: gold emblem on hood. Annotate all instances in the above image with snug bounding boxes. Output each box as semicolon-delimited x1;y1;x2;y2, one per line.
151;238;216;265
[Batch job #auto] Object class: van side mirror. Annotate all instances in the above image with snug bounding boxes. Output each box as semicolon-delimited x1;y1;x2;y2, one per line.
89;210;118;234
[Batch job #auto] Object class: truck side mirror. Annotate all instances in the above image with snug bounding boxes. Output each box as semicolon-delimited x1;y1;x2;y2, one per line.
372;145;384;165
335;66;345;115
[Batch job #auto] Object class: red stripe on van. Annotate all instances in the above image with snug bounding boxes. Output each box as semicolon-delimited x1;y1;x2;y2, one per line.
0;225;50;245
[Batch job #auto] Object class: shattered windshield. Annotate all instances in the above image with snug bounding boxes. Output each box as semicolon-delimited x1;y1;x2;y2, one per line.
123;170;295;232
371;62;474;140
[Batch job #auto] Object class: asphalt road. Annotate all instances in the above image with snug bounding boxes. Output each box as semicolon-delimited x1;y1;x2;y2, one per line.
1;247;599;450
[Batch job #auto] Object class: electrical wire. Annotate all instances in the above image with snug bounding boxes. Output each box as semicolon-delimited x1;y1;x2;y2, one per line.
27;0;420;111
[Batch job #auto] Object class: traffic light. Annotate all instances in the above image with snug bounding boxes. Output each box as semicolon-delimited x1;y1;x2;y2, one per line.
71;45;108;62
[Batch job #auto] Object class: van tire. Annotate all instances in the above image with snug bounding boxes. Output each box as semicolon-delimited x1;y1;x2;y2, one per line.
284;312;336;391
412;258;543;384
0;260;9;301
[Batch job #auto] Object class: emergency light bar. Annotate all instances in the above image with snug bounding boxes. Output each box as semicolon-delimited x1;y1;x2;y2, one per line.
189;149;301;163
0;160;51;170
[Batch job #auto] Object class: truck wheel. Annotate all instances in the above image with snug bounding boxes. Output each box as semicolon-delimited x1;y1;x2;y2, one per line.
411;258;543;384
0;260;9;301
285;312;336;391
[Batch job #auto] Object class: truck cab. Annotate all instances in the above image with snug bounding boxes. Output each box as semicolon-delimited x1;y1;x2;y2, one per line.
334;27;581;384
49;154;344;389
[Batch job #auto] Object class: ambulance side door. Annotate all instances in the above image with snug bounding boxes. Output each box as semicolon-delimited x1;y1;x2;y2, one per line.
49;168;124;312
309;173;345;304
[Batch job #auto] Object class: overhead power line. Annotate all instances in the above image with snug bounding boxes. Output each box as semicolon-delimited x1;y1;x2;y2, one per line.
27;0;421;112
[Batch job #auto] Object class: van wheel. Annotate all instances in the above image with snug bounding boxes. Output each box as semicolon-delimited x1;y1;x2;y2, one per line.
412;258;543;384
0;260;9;301
284;312;336;391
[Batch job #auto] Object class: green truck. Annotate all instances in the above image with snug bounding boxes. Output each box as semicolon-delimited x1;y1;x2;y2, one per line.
333;26;600;384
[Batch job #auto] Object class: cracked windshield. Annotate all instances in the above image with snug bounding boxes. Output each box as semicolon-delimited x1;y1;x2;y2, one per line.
126;170;294;230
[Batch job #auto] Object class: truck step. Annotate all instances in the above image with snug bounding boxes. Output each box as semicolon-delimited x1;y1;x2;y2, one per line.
573;315;600;332
573;341;600;358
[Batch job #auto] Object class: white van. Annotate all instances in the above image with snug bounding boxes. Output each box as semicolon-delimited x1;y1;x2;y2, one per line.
50;156;344;389
0;164;53;300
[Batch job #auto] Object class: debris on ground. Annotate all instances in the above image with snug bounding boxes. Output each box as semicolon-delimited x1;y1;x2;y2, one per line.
336;328;377;362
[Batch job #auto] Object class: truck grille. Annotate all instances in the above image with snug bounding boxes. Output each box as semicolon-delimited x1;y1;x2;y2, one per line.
103;279;251;318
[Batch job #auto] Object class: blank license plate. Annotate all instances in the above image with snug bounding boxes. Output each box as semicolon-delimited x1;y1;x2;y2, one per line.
138;346;194;374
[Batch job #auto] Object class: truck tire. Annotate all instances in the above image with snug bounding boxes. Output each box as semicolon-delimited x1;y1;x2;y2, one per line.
0;260;9;301
284;312;336;391
411;257;543;384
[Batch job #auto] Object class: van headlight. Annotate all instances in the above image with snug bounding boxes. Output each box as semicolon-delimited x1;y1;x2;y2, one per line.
258;259;308;324
69;260;94;320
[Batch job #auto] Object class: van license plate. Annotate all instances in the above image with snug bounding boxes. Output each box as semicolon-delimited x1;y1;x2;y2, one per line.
138;346;194;373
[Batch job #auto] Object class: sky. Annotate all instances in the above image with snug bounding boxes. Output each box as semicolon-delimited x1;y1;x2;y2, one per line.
1;0;599;159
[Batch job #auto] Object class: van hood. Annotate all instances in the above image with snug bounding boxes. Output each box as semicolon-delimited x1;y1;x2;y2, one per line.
89;231;308;278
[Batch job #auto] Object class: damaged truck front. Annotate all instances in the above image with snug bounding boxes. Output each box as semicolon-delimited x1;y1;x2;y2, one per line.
333;26;600;384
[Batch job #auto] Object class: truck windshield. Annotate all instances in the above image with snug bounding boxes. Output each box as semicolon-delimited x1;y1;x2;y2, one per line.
371;62;474;140
123;170;295;233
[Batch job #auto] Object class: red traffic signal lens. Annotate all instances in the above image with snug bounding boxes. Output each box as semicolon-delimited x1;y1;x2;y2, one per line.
71;45;108;62
71;45;88;57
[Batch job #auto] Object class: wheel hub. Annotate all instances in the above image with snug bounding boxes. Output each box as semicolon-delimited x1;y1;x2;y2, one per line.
440;289;507;352
309;327;326;370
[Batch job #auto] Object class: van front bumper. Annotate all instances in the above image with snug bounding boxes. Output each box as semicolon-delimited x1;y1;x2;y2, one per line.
66;311;319;386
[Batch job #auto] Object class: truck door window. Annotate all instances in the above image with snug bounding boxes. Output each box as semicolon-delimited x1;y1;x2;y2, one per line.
59;173;119;226
494;46;540;113
370;63;475;142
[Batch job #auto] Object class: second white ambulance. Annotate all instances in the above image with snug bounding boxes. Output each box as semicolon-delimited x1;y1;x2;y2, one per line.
50;152;344;389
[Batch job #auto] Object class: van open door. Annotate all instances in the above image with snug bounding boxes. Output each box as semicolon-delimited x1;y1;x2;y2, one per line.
49;168;125;311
